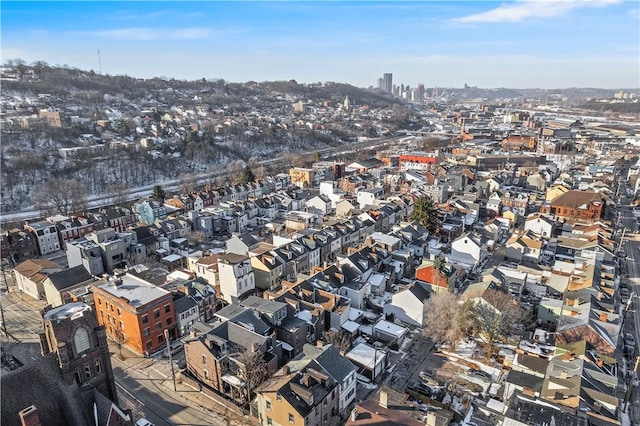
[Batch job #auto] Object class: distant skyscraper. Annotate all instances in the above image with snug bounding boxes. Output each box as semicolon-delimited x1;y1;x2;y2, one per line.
377;77;384;91
383;73;393;94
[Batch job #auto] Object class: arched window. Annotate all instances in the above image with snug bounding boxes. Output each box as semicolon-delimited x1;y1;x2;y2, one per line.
74;328;91;354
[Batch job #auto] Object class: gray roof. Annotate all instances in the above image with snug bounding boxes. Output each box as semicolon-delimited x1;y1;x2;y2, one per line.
240;295;286;314
312;344;357;382
46;266;93;291
1;354;95;426
173;295;197;313
210;320;268;351
505;370;544;393
215;305;271;335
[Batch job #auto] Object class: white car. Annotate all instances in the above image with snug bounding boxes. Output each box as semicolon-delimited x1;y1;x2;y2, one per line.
136;419;155;426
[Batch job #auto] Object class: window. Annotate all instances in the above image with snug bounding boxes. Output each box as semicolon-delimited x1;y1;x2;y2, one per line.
165;304;171;313
84;364;92;379
154;309;160;318
142;314;148;324
117;308;121;316
167;318;172;325
204;370;209;380
276;394;282;401
95;360;101;374
158;334;164;344
144;328;150;336
146;341;153;351
74;328;91;354
156;321;162;331
266;418;272;426
98;298;102;305
119;321;124;330
289;413;294;423
202;355;207;365
265;400;271;410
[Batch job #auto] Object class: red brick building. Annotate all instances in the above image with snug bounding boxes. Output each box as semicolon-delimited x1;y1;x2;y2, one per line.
540;190;606;221
92;273;176;356
398;153;438;171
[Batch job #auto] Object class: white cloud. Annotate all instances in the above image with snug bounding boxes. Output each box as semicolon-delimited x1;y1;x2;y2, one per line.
451;0;621;24
85;27;215;41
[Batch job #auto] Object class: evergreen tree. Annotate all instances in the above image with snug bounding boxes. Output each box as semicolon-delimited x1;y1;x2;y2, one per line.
151;185;166;200
240;166;255;184
410;195;441;233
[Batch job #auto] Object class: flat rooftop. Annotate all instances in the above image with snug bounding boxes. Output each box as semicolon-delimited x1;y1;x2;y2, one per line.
96;274;170;308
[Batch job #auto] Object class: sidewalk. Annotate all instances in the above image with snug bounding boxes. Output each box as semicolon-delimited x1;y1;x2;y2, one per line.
113;348;253;426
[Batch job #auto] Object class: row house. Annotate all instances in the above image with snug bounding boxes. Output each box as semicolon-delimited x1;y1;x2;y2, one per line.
5;227;39;262
251;252;284;291
168;275;218;322
256;366;341;426
272;241;310;280
24;221;61;256
14;258;63;300
183;320;278;404
134;198;167;226
87;228;127;272
48;215;95;245
218;253;255;304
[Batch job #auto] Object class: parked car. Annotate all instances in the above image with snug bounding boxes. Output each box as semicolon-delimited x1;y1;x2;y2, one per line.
624;333;636;349
465;369;492;383
136;419;155;426
162;340;184;358
419;371;440;387
406;382;432;398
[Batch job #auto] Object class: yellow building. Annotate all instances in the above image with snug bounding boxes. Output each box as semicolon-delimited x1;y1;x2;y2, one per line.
545;184;570;202
289;167;315;188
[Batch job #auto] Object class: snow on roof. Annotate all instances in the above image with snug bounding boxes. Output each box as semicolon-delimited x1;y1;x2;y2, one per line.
44;302;92;321
162;254;182;262
346;342;384;369
342;320;360;334
349;308;364;321
295;310;313;325
374;319;406;338
280;341;294;352
222;374;245;387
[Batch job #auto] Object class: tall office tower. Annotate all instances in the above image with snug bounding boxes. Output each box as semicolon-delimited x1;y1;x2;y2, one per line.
383;73;393;94
377;77;384;91
417;84;425;100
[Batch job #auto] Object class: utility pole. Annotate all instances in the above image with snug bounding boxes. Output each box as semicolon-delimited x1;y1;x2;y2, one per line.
164;329;177;392
618;227;627;255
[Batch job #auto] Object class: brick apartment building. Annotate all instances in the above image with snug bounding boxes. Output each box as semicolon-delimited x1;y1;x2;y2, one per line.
92;273;177;356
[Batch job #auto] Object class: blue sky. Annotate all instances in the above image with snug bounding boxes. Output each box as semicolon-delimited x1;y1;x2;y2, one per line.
2;1;638;89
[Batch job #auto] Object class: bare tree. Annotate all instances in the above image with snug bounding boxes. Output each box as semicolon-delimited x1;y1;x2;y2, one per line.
107;183;129;206
188;230;206;246
473;289;523;360
37;178;88;216
323;329;351;355
422;292;475;351
231;347;268;404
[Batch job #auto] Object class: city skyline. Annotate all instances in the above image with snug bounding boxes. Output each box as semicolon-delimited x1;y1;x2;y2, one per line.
2;1;639;89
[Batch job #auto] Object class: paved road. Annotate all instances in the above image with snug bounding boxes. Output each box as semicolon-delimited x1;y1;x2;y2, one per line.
622;237;640;422
111;354;227;426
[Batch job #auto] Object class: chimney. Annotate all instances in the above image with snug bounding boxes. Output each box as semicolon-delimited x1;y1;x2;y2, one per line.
19;406;41;426
350;408;358;421
302;373;310;387
379;389;388;409
596;358;604;368
282;365;290;375
599;313;607;322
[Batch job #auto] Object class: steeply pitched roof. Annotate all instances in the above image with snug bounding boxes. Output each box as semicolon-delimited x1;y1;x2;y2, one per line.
1;354;96;426
46;266;93;291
